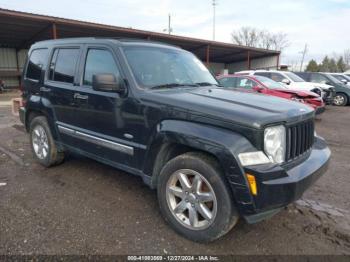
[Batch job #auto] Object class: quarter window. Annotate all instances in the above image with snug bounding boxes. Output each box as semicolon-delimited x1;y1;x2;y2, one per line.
83;49;120;86
49;48;80;84
25;49;48;81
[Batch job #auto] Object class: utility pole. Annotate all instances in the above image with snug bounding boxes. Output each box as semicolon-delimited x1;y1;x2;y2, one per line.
212;0;217;41
299;44;308;72
168;13;172;35
163;13;173;34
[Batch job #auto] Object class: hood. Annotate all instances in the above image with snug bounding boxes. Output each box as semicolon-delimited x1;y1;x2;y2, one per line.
288;82;321;91
274;88;319;98
307;82;334;90
143;87;314;129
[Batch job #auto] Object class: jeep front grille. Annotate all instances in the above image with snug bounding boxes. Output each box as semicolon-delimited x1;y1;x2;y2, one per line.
286;119;314;161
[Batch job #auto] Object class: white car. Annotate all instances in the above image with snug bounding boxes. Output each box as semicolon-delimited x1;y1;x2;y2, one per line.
236;70;332;98
328;73;350;86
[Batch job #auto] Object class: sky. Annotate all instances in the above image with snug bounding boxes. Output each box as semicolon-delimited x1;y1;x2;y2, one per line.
0;0;349;66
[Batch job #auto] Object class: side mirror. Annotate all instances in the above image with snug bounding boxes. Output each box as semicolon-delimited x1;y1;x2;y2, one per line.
340;79;348;85
92;74;125;93
253;86;263;92
281;79;291;85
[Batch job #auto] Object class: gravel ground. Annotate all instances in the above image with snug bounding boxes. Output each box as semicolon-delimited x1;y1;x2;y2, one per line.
0;92;350;255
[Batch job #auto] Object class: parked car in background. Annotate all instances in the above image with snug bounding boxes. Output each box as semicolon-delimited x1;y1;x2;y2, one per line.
19;38;331;242
217;75;325;115
0;79;5;93
236;70;334;104
295;72;350;106
328;73;350;86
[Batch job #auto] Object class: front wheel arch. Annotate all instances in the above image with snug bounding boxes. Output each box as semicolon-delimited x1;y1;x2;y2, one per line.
333;92;349;106
157;151;239;242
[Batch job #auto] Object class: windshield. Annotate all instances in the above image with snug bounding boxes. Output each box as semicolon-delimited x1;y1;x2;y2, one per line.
284;72;305;82
254;76;287;89
326;74;344;85
333;74;350;82
123;46;218;88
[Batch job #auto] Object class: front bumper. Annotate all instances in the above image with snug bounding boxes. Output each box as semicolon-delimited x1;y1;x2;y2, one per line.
243;136;330;223
323;89;335;105
19;106;26;125
315;105;325;115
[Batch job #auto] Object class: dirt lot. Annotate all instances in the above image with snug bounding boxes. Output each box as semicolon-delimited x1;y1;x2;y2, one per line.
1;91;350;255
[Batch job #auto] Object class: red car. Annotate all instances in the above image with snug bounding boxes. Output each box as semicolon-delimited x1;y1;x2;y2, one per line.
217;74;325;114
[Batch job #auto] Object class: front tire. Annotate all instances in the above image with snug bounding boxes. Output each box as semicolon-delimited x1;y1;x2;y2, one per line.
157;152;238;242
333;93;348;106
29;116;65;167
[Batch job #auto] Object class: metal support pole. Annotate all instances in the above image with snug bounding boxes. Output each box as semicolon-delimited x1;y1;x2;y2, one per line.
206;45;210;66
277;54;280;69
168;14;171;35
52;23;57;39
247;51;251;70
15;49;21;89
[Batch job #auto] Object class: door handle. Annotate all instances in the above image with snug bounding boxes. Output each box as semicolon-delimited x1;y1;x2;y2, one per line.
40;87;51;92
74;93;89;100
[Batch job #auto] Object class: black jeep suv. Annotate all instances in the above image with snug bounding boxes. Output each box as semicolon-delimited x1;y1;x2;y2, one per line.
19;38;330;242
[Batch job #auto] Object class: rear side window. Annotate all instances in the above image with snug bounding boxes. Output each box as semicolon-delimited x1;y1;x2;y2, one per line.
83;49;120;86
270;73;285;82
49;48;80;84
25;49;48;81
254;72;270;78
235;77;256;89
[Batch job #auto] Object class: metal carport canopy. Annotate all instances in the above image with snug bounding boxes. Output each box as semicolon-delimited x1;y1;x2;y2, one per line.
0;8;280;65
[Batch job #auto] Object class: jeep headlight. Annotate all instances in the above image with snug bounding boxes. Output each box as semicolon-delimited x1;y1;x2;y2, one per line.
264;125;286;164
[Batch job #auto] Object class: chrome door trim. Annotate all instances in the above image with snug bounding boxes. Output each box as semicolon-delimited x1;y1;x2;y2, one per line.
57;125;134;156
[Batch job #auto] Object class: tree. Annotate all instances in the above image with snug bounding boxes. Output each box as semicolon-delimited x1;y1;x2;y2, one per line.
319;56;330;72
231;27;289;51
231;26;260;47
328;58;338;72
337;57;347;72
305;59;319;72
344;49;350;70
268;32;289;51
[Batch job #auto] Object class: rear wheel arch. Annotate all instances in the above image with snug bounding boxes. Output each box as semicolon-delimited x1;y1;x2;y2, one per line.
29;115;65;167
26;109;59;138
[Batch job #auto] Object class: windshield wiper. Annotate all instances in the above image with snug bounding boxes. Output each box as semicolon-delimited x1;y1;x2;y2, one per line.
150;83;198;89
194;82;222;87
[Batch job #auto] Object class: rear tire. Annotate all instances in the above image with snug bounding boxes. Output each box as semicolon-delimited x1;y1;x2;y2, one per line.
157;152;239;242
333;93;348;106
29;116;65;167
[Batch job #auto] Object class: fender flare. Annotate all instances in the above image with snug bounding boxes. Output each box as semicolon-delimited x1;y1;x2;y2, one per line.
143;119;258;214
25;95;59;141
